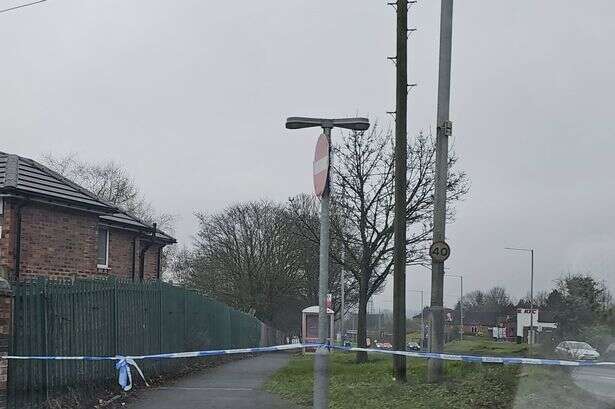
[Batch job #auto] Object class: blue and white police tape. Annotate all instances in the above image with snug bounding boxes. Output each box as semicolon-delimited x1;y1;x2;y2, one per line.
3;343;322;391
332;345;615;367
6;342;614;392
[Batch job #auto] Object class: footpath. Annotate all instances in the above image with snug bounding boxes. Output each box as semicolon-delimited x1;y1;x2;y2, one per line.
126;353;305;409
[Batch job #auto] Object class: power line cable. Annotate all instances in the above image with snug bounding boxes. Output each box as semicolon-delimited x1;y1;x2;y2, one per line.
0;0;47;14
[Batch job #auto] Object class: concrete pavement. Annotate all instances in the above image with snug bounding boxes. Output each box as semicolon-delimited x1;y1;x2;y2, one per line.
126;353;305;409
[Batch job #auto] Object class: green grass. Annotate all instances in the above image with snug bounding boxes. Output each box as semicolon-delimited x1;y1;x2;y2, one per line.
265;338;608;409
443;336;529;357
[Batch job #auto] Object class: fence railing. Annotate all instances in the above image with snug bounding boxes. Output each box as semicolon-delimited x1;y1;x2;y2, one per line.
8;278;283;408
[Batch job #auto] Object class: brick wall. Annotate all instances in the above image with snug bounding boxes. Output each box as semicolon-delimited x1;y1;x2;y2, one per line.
18;203;101;281
0;200;16;280
0;200;165;282
106;227;137;279
106;230;161;280
142;243;161;280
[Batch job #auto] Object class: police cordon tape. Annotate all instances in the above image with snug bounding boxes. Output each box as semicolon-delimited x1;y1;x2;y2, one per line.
4;343;615;391
3;343;322;391
332;345;615;367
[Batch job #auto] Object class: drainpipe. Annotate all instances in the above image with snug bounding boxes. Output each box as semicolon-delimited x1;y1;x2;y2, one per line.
14;201;27;281
138;223;157;281
131;235;137;281
156;245;162;281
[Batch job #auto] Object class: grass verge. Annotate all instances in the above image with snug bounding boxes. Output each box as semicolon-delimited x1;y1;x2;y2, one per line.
265;339;611;409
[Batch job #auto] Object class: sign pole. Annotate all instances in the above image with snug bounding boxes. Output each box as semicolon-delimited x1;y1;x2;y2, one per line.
313;126;331;409
428;0;454;384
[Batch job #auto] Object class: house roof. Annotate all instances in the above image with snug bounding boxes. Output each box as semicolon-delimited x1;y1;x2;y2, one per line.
100;211;175;243
0;152;175;244
0;152;116;212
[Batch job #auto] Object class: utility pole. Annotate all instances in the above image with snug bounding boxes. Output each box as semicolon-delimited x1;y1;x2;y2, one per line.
392;0;409;382
428;0;454;384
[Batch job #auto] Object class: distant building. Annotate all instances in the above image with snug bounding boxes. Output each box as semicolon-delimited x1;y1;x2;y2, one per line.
516;308;557;342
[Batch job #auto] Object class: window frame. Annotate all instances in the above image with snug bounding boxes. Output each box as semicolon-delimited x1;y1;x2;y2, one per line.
97;226;109;269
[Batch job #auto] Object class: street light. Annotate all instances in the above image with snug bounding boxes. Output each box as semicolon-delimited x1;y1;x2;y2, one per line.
445;274;463;341
286;115;369;409
505;247;535;353
286;117;370;131
408;290;425;349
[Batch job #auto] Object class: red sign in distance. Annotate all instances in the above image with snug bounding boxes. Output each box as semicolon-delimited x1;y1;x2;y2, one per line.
313;133;330;197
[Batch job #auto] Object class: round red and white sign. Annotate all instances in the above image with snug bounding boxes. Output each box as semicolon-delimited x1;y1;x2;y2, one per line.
313;133;330;197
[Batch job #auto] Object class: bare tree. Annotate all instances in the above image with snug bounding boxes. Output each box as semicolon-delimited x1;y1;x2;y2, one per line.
42;153;175;232
176;198;356;333
287;194;359;319
289;124;468;362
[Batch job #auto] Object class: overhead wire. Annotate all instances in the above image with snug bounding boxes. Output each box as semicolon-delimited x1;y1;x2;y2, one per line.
0;0;47;14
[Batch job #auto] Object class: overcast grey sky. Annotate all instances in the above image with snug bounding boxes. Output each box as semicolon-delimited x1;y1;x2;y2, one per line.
2;0;614;310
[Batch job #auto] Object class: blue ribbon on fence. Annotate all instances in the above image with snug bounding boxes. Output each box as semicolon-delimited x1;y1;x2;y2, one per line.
116;357;149;391
3;343;322;391
4;342;615;393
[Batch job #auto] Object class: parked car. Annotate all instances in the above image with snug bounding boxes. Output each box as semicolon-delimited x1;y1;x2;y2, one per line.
555;341;600;360
406;341;421;352
375;342;393;350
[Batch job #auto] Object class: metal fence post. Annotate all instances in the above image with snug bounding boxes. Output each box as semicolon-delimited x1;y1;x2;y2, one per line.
113;278;119;356
0;278;13;409
40;279;49;401
159;282;164;354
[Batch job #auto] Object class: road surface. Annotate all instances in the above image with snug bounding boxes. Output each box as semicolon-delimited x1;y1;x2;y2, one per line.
572;366;615;401
127;353;305;409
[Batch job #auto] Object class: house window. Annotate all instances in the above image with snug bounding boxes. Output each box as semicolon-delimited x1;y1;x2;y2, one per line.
97;227;109;268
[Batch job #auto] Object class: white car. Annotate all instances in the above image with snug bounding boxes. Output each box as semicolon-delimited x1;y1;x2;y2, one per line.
555;341;600;360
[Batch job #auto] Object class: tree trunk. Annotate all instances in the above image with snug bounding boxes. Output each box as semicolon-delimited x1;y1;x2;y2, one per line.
356;265;369;363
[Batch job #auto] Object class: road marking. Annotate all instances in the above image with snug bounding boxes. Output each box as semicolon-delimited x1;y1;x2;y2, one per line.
575;374;615;381
157;386;254;391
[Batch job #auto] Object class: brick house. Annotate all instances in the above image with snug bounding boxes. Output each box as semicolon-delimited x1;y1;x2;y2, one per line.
0;152;175;282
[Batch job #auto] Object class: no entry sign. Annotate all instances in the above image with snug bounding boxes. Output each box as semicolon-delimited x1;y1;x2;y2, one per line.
313;133;330;197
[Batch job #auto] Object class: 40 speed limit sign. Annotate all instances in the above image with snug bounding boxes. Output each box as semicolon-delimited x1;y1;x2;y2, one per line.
430;241;450;262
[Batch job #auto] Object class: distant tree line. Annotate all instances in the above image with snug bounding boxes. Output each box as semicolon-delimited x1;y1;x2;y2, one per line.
455;275;614;350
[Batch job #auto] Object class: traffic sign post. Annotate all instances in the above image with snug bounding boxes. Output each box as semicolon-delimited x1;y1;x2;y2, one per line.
314;127;331;409
286;116;370;409
429;241;450;263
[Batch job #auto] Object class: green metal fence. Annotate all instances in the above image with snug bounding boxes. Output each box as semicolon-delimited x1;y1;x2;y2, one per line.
8;278;282;408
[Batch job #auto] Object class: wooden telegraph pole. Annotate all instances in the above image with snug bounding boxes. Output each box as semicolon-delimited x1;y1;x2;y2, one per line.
392;0;409;382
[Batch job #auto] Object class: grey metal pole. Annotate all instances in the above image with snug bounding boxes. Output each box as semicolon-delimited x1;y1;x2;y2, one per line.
420;291;424;349
393;0;409;382
529;249;534;354
313;126;331;409
428;0;454;384
460;277;463;341
340;251;345;345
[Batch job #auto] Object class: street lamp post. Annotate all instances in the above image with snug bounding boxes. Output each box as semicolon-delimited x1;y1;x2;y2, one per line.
408;290;425;349
286;116;370;409
505;247;535;354
445;274;463;341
